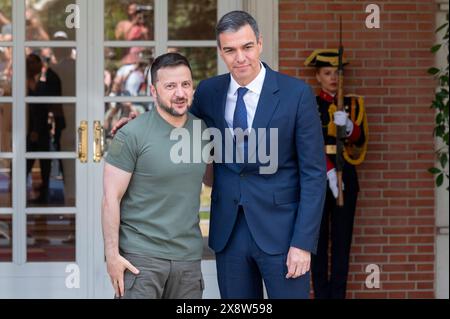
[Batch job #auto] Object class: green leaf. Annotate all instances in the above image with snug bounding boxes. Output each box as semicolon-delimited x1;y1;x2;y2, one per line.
431;44;442;53
437;91;449;100
436;125;445;137
440;154;448;169
428;167;441;174
428;67;440;75
436;22;449;33
437;173;444;187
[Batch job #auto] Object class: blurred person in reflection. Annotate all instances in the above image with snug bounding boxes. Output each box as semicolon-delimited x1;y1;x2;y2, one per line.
0;10;11;42
25;8;50;41
26;53;64;204
50;31;76;96
115;2;150;41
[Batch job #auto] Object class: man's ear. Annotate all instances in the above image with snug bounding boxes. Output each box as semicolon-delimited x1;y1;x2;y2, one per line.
150;84;157;98
258;36;263;55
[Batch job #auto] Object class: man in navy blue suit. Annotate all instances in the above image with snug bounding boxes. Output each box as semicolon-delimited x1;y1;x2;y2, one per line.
112;11;326;299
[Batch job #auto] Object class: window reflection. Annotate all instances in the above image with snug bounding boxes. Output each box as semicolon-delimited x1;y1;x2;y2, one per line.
27;214;75;262
0;103;12;152
0;159;11;207
0;214;12;262
0;46;12;96
0;0;12;42
26;103;75;152
105;46;154;97
26;0;76;41
168;0;217;40
105;0;154;41
26;159;75;207
26;47;76;97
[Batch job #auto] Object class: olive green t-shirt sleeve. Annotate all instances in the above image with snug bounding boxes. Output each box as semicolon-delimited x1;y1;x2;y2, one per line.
105;128;138;173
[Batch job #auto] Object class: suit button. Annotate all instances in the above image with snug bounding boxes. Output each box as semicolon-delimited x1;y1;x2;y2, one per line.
233;199;238;204
240;173;245;177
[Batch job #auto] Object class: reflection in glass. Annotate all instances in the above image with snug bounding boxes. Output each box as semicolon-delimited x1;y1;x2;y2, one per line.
25;0;75;41
26;159;75;207
0;103;12;152
26;48;77;97
168;47;217;87
168;0;216;40
0;46;12;96
0;0;12;42
105;46;154;97
105;0;154;41
27;214;75;262
26;103;75;152
0;159;11;207
0;215;12;262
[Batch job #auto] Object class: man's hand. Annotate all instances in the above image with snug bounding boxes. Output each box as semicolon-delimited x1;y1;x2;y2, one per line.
106;254;140;297
110;112;138;136
285;247;310;279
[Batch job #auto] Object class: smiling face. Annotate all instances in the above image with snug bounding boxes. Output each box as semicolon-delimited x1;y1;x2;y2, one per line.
218;24;263;87
150;65;193;118
316;66;339;95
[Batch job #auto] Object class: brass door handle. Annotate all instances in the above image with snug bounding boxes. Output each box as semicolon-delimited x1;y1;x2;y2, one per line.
93;121;105;163
78;121;88;163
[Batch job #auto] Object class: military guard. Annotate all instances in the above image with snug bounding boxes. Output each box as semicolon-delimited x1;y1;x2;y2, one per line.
304;49;368;299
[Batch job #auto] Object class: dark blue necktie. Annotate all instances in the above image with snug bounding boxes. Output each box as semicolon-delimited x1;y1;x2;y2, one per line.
233;87;249;131
233;87;249;164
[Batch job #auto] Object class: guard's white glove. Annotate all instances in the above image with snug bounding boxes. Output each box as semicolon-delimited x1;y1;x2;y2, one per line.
334;111;354;136
327;168;344;199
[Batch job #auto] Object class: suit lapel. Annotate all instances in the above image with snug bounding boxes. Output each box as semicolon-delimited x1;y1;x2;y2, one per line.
248;64;280;163
214;74;230;134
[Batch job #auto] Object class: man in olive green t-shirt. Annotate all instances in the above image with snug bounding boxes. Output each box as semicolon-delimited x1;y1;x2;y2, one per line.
102;53;211;299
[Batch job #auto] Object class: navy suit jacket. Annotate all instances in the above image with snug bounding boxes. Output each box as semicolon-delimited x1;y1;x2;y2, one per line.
190;63;326;255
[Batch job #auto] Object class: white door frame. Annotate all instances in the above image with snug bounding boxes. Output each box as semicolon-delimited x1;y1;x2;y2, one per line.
0;0;89;298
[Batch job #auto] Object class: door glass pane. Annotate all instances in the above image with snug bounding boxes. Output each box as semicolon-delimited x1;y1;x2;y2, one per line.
105;0;154;41
0;1;12;42
25;0;76;41
0;103;12;152
26;158;75;207
0;215;12;262
0;46;12;96
168;47;217;87
26;103;75;152
27;214;75;262
0;159;11;207
168;0;217;40
104;46;154;97
26;48;76;97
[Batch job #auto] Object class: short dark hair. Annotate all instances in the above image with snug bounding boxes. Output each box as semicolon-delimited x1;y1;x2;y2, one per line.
151;53;192;86
216;10;260;48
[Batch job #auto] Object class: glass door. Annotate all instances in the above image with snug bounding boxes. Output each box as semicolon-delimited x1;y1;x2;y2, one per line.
0;0;89;298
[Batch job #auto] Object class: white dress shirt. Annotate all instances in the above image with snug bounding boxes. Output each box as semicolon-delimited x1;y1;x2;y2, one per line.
225;62;266;135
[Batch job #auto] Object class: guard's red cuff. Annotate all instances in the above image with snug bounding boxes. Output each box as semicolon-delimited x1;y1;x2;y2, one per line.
348;121;361;142
326;156;335;172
